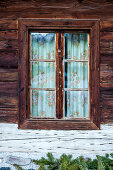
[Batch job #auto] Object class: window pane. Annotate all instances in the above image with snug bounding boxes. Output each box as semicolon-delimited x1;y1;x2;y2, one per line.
64;91;88;118
31;62;55;88
31;33;55;60
64;33;89;60
64;62;88;88
31;90;56;118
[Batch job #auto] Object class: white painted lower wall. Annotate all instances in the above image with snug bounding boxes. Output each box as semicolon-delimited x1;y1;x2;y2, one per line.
0;123;113;155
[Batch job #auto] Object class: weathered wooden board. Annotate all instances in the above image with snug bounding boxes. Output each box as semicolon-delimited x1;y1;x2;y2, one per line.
100;20;113;32
0;40;18;50
0;82;18;107
100;32;113;62
0;68;18;82
100;64;113;83
0;19;18;30
100;90;113;123
0;50;18;68
0;109;18;123
0;30;18;40
1;1;113;19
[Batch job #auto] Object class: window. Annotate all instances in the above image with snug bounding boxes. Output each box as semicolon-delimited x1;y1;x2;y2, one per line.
18;19;100;130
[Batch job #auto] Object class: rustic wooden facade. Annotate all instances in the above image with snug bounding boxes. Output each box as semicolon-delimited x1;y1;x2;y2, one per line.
0;0;113;125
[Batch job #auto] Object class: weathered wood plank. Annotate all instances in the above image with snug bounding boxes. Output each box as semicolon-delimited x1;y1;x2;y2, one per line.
0;40;18;50
0;82;18;108
0;96;18;108
100;20;113;32
0;19;18;29
0;68;18;82
0;0;113;10
0;30;18;40
100;83;113;90
100;63;113;83
100;32;113;41
0;50;18;68
0;82;18;93
100;90;113;123
0;109;18;123
100;32;113;62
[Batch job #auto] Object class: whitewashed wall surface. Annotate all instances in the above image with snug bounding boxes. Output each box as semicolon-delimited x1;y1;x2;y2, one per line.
0;123;113;169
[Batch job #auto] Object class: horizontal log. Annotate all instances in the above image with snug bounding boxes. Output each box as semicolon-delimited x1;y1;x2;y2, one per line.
100;107;113;123
0;30;18;40
100;63;113;83
100;32;113;62
0;0;113;11
0;82;18;108
100;83;113;89
0;96;18;108
100;32;113;41
0;8;112;19
0;82;18;94
0;50;18;68
100;20;113;32
0;68;18;82
0;19;18;30
100;89;113;123
0;108;18;123
0;39;18;50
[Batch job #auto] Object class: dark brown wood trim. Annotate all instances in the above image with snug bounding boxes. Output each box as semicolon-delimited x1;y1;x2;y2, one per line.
20;119;99;130
18;19;100;130
56;33;60;119
89;21;100;128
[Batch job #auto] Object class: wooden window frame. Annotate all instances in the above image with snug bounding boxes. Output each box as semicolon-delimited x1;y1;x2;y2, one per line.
18;19;100;130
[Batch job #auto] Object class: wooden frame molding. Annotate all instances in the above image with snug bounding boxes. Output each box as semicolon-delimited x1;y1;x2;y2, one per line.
18;19;100;130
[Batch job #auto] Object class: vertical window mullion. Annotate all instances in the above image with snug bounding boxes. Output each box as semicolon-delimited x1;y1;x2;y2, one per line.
56;33;64;119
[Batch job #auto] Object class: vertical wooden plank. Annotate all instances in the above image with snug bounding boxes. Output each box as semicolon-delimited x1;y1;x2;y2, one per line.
90;21;100;128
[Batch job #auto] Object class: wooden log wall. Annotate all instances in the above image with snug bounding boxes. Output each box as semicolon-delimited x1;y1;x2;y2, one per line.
0;0;113;124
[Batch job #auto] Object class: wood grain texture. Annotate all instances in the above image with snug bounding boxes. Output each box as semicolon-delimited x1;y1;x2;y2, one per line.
0;68;18;82
0;50;18;68
0;30;18;40
0;40;18;50
0;82;18;107
100;90;113;123
1;1;113;19
100;32;113;62
0;19;18;29
0;109;18;123
100;64;113;83
100;20;113;32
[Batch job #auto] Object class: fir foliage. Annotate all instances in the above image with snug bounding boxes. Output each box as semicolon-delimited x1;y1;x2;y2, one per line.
13;152;113;170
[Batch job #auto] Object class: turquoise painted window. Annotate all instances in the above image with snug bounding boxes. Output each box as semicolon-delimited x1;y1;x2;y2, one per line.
30;32;89;118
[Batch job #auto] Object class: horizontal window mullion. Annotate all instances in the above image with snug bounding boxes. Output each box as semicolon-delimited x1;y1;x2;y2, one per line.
30;87;55;91
30;59;55;62
64;88;88;91
64;59;88;62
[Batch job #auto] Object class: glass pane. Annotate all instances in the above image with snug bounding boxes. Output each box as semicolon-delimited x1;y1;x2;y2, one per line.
31;33;55;60
31;62;55;88
64;62;88;88
31;90;56;118
64;33;89;60
64;91;88;118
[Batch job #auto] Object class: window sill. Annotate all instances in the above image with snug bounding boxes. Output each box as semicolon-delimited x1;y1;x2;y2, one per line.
19;119;100;130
